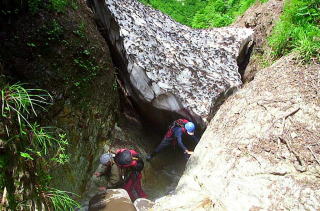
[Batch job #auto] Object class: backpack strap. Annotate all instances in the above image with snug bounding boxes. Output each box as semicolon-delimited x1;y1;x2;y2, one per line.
165;119;190;138
174;119;189;128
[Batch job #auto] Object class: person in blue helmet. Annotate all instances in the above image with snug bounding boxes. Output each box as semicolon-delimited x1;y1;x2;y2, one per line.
146;119;199;161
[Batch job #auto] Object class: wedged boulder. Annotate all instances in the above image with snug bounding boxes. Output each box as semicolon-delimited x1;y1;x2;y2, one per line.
90;0;253;126
153;54;320;210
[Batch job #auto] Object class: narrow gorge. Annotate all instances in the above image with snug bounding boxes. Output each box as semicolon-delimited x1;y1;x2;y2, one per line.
0;0;319;210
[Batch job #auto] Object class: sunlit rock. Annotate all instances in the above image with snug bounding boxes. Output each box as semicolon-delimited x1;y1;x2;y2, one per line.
90;0;253;126
152;55;320;210
88;189;136;211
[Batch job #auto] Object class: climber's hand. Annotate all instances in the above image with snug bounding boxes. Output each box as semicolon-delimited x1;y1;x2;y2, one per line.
98;187;107;191
185;150;193;155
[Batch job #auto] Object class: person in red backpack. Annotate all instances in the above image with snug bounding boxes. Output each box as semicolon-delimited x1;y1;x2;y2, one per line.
114;149;147;201
146;119;199;161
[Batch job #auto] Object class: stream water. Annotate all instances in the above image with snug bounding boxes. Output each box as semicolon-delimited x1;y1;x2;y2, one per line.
143;147;187;200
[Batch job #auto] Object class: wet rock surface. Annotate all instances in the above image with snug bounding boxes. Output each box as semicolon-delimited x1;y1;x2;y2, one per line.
90;0;253;126
153;54;320;210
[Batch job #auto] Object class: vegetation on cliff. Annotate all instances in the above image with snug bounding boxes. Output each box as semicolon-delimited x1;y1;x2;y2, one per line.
139;0;268;27
268;0;320;61
1;0;119;209
140;0;319;62
0;82;79;210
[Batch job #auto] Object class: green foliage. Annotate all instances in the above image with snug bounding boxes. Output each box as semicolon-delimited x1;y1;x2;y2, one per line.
73;22;86;39
139;0;267;28
192;0;264;28
49;0;68;13
112;78;118;91
268;0;320;61
28;0;42;15
0;82;79;210
48;188;80;211
20;152;34;160
1;83;52;130
27;0;69;14
70;0;79;10
20;124;70;165
72;43;101;88
46;19;64;41
140;0;208;26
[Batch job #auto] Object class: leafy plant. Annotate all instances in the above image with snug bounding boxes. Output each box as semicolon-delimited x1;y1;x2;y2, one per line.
1;83;52;130
268;0;320;61
0;82;79;210
192;0;266;28
139;0;268;28
73;22;86;39
49;0;68;13
47;188;80;211
46;19;64;41
139;0;208;26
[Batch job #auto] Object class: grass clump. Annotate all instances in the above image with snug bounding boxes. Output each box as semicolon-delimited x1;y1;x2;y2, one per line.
0;82;80;210
139;0;268;28
268;0;320;62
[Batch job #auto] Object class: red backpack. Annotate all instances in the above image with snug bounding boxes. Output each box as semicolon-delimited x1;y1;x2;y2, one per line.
114;149;140;168
165;119;189;137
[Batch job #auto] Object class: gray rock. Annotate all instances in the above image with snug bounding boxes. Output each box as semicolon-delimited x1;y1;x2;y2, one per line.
90;0;253;126
134;198;155;211
153;55;320;210
88;189;136;211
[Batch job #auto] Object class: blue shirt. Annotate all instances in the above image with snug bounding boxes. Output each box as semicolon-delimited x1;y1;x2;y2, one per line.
172;127;199;152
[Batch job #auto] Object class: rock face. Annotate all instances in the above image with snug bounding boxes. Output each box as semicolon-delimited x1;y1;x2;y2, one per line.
86;189;154;211
232;0;285;82
90;0;253;126
0;1;119;196
88;189;136;211
153;55;320;210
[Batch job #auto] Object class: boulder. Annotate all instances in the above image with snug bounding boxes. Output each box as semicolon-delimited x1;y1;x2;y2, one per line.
88;189;136;211
90;0;253;127
153;54;320;210
134;198;155;211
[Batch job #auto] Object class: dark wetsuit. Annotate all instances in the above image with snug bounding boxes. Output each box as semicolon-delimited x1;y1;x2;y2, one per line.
153;126;199;159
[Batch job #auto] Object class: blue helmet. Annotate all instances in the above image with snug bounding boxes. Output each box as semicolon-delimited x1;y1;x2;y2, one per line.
185;122;195;135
